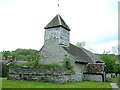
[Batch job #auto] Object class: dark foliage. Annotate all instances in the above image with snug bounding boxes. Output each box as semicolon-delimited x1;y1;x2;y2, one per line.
2;63;9;77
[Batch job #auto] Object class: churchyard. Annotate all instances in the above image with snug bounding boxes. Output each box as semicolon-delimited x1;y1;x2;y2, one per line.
1;13;119;89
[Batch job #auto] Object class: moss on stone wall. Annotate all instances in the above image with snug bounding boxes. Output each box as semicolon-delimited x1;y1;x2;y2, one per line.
85;64;104;74
63;55;73;71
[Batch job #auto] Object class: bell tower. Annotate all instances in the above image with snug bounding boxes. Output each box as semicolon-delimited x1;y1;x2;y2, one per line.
44;14;70;47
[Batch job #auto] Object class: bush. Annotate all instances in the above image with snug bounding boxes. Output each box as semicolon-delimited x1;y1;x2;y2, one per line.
2;63;9;77
2;61;16;77
118;83;120;88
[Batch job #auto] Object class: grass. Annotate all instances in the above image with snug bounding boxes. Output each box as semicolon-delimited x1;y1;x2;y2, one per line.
118;83;120;88
117;78;120;88
1;78;111;88
106;78;118;82
0;78;1;89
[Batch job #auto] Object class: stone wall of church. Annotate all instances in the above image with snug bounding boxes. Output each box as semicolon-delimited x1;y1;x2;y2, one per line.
8;66;82;83
73;63;85;79
40;40;70;65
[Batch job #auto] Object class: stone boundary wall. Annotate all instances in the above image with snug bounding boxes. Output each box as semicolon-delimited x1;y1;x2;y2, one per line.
8;66;82;83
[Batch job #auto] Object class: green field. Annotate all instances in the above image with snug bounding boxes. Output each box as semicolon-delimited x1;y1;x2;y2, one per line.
1;78;111;88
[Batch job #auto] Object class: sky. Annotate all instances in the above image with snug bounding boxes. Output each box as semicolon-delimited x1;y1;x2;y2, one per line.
0;0;119;54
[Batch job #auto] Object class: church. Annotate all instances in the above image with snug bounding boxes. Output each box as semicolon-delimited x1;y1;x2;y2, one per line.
40;14;105;82
8;14;106;83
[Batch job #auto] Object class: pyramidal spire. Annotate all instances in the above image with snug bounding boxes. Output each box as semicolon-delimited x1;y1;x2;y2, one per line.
44;14;70;31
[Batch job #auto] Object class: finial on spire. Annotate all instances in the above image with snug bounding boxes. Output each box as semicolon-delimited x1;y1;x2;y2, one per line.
57;4;59;7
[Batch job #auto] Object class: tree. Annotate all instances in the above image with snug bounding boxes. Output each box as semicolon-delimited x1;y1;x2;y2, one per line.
98;51;120;73
101;54;115;73
15;49;40;61
76;42;86;48
3;51;10;59
2;49;40;61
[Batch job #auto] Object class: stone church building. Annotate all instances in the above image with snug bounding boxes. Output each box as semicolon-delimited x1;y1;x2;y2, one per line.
8;14;105;83
40;14;105;82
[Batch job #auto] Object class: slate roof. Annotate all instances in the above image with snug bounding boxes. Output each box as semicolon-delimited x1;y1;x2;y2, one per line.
82;48;103;63
44;14;70;31
63;44;103;64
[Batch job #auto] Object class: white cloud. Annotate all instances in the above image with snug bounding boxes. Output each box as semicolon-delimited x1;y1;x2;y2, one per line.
85;40;118;54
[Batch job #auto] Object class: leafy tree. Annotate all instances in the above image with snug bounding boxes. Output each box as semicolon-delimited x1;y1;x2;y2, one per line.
97;52;119;73
102;54;114;73
76;42;86;48
2;49;40;61
3;51;10;59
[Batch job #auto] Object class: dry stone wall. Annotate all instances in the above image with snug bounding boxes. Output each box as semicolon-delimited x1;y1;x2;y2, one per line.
8;66;82;83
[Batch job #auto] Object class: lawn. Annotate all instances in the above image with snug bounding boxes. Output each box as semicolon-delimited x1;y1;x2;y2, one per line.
1;78;111;88
118;83;120;88
106;77;118;82
0;78;2;90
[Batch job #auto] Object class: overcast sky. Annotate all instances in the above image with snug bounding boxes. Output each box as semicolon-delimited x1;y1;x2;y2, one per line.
0;0;119;54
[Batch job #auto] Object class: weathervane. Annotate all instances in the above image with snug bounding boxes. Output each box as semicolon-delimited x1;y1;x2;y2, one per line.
57;0;60;14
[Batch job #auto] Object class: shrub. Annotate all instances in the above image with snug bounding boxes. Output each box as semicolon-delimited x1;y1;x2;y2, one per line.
2;63;9;77
64;55;73;71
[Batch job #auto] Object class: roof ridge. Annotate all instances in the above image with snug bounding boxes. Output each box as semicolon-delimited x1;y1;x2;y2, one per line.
58;14;62;25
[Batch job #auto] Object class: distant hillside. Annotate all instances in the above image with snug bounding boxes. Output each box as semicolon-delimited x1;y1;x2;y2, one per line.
2;49;39;61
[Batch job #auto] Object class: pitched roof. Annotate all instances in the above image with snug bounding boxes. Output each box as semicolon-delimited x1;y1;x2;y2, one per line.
44;14;70;31
63;44;103;63
82;48;103;63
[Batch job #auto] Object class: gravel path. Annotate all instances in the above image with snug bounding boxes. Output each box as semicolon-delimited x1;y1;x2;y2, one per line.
110;83;120;90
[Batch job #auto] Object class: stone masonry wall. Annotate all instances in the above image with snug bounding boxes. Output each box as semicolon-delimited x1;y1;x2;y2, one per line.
84;63;105;74
83;74;103;82
8;66;82;83
83;63;105;82
44;27;69;47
